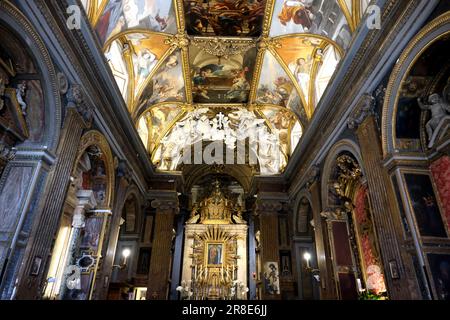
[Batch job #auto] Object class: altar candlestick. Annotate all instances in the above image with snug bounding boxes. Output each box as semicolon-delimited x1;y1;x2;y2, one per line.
357;278;363;292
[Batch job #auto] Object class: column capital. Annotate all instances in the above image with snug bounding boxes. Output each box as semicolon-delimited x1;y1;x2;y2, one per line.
76;190;97;209
347;93;376;130
150;191;179;214
255;199;283;215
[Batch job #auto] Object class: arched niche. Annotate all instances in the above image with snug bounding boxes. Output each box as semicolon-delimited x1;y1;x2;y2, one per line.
380;12;450;301
109;190;145;295
320;139;387;299
73;130;116;208
294;196;314;235
382;12;450;156
0;1;62;151
321;139;365;209
44;130;116;300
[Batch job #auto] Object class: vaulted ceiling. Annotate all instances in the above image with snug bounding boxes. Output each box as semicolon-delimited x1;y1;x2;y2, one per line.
81;0;371;175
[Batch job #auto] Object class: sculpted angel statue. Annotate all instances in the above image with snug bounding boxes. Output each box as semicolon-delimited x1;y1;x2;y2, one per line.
186;203;200;224
417;93;450;144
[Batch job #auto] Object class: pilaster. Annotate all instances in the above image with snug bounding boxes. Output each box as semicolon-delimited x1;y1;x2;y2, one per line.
349;94;421;299
146;193;179;300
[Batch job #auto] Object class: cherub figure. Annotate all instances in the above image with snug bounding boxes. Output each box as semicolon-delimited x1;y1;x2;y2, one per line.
417;93;450;143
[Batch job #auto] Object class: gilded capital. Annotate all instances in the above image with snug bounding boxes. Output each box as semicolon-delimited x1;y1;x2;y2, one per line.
164;32;190;51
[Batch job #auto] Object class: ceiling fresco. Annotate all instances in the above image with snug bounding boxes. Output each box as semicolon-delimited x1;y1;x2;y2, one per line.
82;0;371;175
184;0;266;37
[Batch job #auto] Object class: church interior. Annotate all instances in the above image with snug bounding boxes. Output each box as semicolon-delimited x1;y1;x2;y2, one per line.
0;0;449;301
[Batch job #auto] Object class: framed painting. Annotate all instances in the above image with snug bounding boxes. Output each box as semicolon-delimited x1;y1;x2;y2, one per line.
403;173;447;238
427;253;450;300
206;242;223;266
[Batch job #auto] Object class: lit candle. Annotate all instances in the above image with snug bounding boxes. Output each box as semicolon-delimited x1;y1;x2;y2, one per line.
357;278;363;292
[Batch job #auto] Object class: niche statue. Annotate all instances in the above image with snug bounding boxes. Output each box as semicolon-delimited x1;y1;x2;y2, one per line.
417;93;450;146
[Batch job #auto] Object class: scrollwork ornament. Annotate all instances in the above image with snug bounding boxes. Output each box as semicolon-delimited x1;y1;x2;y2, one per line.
258;38;282;51
66;84;93;124
165;32;190;51
191;38;256;60
348;94;376;130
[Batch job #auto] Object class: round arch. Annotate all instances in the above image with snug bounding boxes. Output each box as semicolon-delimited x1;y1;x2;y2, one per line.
183;164;252;194
0;1;62;151
381;12;450;156
320;138;365;209
73;130;116;208
292;189;314;235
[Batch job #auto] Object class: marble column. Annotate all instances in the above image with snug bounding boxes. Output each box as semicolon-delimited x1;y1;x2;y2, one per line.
13;85;92;299
146;195;178;300
348;94;421;300
59;190;97;299
255;199;282;300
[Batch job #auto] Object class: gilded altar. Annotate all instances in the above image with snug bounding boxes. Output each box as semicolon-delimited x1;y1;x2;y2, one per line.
180;181;248;300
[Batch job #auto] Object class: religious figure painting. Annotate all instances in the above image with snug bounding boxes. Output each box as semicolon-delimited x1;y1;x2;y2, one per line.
263;262;280;295
404;173;447;238
207;243;223;265
184;0;266;37
95;0;177;45
145;104;182;152
256;51;296;107
125;33;170;97
190;46;256;103
144;50;186;105
274;36;341;110
270;0;351;49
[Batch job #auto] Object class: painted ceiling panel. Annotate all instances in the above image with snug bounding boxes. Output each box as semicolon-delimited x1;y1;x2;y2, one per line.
256;50;298;108
135;49;186;111
269;0;352;50
95;0;177;45
184;0;266;36
190;40;257;103
81;0;366;175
